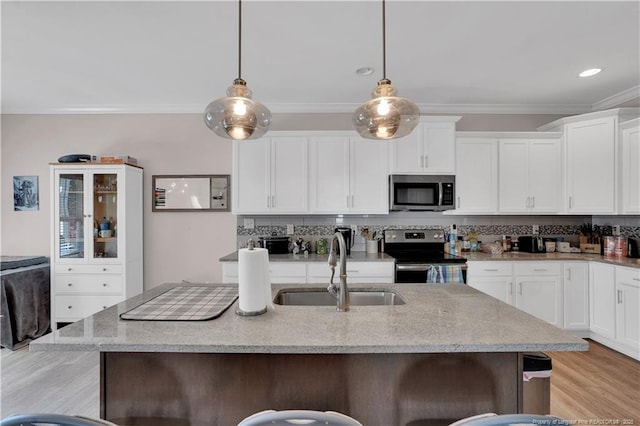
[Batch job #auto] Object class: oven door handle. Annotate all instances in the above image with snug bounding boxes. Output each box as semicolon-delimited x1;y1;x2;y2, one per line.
438;182;444;207
396;263;468;271
396;264;432;272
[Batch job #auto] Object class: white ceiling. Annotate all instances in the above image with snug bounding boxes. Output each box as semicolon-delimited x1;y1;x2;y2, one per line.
2;1;639;115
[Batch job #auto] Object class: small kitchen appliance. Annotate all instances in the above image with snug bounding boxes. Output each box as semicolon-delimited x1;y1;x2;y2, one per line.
334;227;355;255
383;229;467;283
389;175;455;211
518;236;546;253
258;234;290;254
628;237;640;259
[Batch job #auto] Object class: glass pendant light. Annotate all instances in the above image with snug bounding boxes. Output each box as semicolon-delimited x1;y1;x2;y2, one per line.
353;0;419;140
203;0;271;140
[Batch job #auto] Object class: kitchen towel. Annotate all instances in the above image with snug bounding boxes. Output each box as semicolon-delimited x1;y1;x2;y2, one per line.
426;265;464;284
237;247;272;315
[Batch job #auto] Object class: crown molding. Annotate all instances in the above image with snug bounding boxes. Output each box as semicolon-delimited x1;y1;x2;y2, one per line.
592;85;640;111
1;102;593;115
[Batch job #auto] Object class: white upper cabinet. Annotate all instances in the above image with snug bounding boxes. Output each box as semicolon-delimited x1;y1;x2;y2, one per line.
566;117;617;214
537;108;640;215
620;118;640;214
233;136;308;214
309;135;388;214
390;117;460;174
498;138;561;213
454;137;498;213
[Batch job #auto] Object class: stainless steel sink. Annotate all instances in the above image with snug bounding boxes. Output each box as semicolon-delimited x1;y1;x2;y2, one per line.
273;288;406;306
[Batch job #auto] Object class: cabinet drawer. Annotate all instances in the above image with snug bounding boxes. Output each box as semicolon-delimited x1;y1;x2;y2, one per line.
54;295;123;321
55;275;123;294
467;262;513;276
268;263;307;277
617;267;640;286
55;264;123;274
514;262;562;276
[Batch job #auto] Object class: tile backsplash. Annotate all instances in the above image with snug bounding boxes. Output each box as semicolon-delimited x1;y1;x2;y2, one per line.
236;213;640;250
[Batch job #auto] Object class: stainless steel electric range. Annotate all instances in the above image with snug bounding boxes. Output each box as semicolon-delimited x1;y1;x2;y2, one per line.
383;229;467;283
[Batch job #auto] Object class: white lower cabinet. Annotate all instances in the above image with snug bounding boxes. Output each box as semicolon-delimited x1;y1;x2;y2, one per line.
614;267;640;358
466;262;513;304
589;262;616;339
563;262;589;331
589;263;640;360
513;263;563;328
222;260;394;285
468;261;563;327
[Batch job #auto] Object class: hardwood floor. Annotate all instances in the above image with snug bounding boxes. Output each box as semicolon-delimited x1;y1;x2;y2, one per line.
548;340;640;422
0;339;638;424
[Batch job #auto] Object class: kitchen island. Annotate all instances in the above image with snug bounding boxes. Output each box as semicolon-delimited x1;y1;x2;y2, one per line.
30;282;587;426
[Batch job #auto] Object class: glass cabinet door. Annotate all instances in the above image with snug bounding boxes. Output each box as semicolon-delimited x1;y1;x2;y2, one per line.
57;174;85;259
93;173;118;259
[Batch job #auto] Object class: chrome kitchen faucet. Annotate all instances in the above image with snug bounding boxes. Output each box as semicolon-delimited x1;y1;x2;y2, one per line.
327;231;350;312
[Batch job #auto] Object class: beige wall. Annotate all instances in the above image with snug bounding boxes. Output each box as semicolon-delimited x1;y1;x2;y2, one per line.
0;112;568;289
1;114;236;288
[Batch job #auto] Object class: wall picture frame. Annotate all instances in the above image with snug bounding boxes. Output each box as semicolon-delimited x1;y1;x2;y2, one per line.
13;175;39;211
152;175;230;212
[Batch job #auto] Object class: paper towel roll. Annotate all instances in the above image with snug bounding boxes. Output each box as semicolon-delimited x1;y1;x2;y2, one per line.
237;247;271;316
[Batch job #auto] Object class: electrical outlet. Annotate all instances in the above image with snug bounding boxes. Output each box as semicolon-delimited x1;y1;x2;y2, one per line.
532;224;539;235
351;224;358;233
243;218;254;230
613;225;621;235
286;224;294;235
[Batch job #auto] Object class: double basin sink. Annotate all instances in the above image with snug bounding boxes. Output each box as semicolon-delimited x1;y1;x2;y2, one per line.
273;288;406;306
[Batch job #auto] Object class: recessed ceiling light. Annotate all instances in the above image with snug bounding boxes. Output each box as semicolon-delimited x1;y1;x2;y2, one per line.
579;68;603;78
356;67;375;76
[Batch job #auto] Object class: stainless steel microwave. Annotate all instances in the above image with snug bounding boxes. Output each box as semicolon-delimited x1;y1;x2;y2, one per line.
389;174;455;211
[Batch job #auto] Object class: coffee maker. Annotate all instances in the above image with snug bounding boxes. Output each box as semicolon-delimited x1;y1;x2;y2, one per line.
334;227;355;255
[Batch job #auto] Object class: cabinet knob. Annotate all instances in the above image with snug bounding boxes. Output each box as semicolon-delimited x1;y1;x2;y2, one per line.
102;283;107;287
67;268;73;271
102;306;107;310
67;306;72;310
102;268;107;272
67;283;73;287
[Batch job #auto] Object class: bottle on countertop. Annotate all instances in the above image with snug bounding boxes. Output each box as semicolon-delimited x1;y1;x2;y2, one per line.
468;230;478;252
449;224;457;255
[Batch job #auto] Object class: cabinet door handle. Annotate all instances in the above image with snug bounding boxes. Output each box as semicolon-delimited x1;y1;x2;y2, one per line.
531;196;535;208
351;195;354;208
424;155;428;168
346;195;350;208
67;268;73;272
271;195;275;208
526;197;530;208
518;283;523;295
484;269;499;272
102;268;107;272
617;289;623;304
102;283;108;287
420;155;424;168
266;196;270;209
509;282;513;295
566;269;571;280
67;306;73;310
457;197;461;208
568;196;573;208
533;269;547;272
632;277;640;281
67;283;73;287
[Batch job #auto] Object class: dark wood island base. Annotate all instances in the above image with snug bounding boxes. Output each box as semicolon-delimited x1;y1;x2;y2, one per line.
101;352;523;426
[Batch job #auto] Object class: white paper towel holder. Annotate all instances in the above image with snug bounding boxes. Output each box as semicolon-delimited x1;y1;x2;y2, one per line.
236;239;268;317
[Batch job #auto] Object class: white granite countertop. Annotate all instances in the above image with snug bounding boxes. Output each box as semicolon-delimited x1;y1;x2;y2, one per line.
29;282;587;354
220;250;640;268
219;251;395;262
464;251;640;268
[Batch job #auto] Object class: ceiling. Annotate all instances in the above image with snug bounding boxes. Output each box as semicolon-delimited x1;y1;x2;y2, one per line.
2;1;639;115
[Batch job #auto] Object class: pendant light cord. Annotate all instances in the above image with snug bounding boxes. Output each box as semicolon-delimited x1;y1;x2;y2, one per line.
382;0;386;80
238;0;242;80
